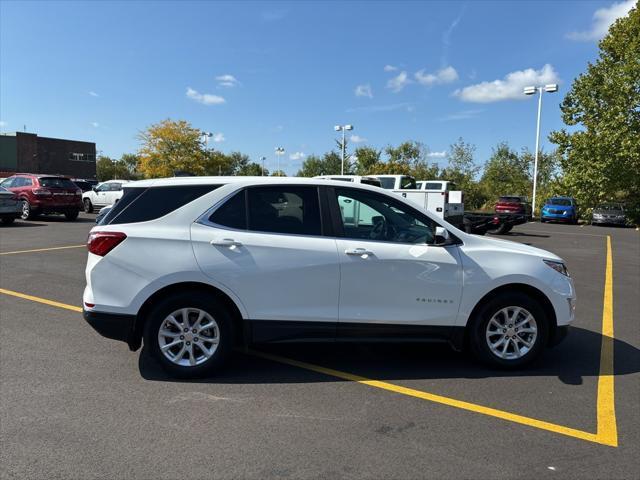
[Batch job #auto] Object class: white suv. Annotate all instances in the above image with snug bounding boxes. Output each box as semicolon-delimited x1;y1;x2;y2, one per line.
82;180;130;213
83;177;575;378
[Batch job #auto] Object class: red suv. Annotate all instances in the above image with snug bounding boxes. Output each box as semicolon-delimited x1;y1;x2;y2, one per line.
0;174;83;220
495;195;532;218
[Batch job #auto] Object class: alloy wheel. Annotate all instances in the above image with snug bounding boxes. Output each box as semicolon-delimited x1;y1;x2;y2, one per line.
157;308;220;367
485;306;538;360
20;200;30;220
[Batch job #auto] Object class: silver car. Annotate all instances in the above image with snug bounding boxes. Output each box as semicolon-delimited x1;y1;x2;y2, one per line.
591;203;628;226
0;186;21;225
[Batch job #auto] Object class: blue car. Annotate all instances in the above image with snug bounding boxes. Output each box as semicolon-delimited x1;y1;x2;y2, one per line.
541;197;579;224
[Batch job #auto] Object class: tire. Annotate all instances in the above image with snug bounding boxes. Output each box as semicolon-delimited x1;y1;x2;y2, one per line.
489;223;511;235
83;198;93;213
469;292;549;369
20;200;35;220
540;218;547;223
1;217;15;225
143;292;234;379
65;210;79;221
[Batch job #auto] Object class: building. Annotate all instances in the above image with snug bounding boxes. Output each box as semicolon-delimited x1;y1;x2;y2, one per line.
0;132;97;179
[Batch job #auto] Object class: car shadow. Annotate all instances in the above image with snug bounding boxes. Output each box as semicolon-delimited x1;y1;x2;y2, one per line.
0;221;46;228
27;215;96;224
491;231;551;238
139;326;639;386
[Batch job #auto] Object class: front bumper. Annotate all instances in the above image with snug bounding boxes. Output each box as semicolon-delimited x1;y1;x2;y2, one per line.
592;217;626;225
541;212;573;221
83;309;138;349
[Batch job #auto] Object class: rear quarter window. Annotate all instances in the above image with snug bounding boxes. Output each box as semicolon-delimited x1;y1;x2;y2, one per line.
103;185;220;225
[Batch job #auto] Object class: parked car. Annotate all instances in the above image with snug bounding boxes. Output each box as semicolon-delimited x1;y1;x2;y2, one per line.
314;175;382;187
83;177;575;378
541;197;578;224
0;174;82;220
591;203;628;226
82;180;130;213
372;174;418;190
72;179;97;192
95;205;112;224
0;186;21;224
495;196;532;218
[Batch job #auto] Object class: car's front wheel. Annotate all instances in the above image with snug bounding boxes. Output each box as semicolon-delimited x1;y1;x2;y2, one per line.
20;200;35;220
469;292;548;368
83;198;93;213
143;292;234;378
65;210;79;221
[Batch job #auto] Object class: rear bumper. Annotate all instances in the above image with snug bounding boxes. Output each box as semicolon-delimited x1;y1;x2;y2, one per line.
83;309;138;349
31;199;82;211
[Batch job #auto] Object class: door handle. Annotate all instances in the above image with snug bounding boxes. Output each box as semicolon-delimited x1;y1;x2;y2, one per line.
210;238;243;248
345;247;374;257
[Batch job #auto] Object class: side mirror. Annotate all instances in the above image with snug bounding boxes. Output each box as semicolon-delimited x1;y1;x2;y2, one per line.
92;186;98;192
434;226;452;246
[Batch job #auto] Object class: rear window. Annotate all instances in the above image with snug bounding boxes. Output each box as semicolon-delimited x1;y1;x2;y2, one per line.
400;176;417;189
102;185;220;225
360;178;381;187
247;186;321;236
499;196;524;203
40;177;77;189
378;178;396;189
424;182;443;190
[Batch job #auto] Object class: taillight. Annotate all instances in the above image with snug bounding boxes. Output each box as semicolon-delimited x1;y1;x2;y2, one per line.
492;216;500;225
32;188;52;196
87;231;127;256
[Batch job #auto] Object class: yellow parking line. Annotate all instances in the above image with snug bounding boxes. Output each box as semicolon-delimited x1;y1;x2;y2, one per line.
0;236;618;447
0;288;82;313
0;245;85;255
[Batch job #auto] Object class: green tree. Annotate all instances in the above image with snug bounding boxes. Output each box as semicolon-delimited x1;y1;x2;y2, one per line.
353;146;381;175
237;162;265;176
96;155;115;181
137;119;207;178
480;142;531;208
270;169;287;177
296;151;344;177
441;138;485;209
549;3;640;220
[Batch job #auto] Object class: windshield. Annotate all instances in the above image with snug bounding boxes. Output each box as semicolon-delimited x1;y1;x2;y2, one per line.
549;198;572;206
596;204;623;211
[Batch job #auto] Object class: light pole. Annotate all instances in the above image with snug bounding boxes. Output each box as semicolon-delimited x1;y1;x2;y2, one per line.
334;124;353;175
524;84;557;219
260;156;266;176
275;147;285;176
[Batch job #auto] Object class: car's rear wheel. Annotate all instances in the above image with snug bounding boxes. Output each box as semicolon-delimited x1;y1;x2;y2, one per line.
83;198;93;213
469;292;548;368
65;210;79;221
20;200;35;220
143;292;234;378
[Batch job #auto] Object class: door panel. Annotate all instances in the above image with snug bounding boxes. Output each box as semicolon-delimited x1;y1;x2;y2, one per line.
191;223;340;323
333;187;463;327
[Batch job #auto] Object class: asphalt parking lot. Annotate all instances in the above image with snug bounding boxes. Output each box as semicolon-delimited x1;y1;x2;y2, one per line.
1;214;638;479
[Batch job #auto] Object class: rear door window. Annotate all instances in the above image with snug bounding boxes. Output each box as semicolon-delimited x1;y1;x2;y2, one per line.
247;186;321;236
209;190;247;230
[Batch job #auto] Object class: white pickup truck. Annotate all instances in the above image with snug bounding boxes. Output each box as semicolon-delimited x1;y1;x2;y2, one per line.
372;175;464;222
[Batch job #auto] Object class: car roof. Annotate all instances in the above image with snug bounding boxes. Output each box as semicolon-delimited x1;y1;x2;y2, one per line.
123;175;388;193
11;173;70;178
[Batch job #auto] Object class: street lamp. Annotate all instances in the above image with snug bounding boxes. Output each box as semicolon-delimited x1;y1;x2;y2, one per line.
202;132;213;149
260;156;267;176
275;147;285;176
524;84;558;219
334;124;353;175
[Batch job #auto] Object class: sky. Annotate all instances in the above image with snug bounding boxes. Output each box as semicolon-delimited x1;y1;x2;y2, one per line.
0;0;636;175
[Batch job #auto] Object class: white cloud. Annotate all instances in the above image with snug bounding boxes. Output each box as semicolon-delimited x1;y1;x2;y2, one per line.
387;71;411;92
454;64;560;103
88;91;99;97
350;135;367;143
90;122;100;128
415;66;459;86
216;74;239;88
347;102;413;113
212;132;225;143
439;109;483;121
186;87;225;105
383;64;398;72
355;84;373;98
427;151;447;158
567;0;634;41
289;151;305;161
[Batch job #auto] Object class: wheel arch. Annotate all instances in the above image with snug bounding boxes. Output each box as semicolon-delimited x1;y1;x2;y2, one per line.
130;281;245;351
463;283;558;349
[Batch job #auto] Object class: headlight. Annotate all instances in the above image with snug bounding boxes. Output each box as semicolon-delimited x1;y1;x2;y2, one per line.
544;259;569;276
593;213;603;218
